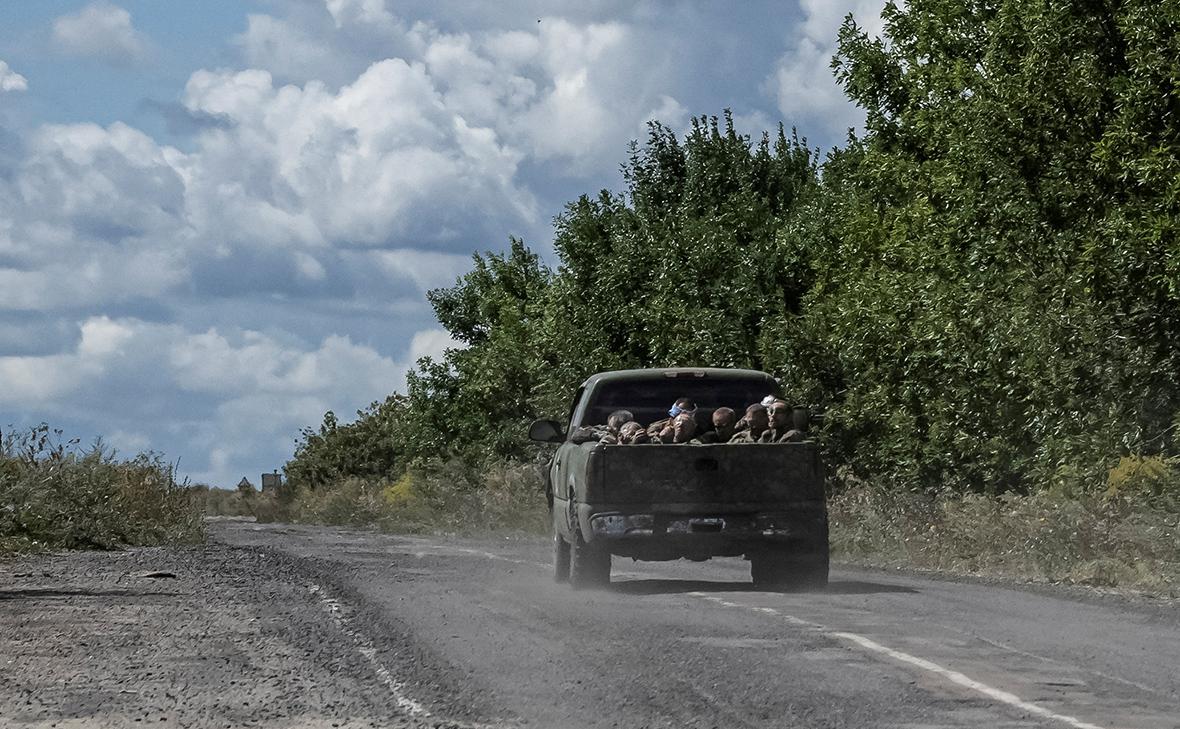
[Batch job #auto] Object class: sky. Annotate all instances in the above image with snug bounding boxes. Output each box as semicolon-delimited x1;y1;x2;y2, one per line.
0;0;883;487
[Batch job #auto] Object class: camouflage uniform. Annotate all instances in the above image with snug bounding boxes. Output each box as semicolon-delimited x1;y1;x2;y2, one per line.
699;407;736;443
727;428;764;443
569;425;610;444
652;413;700;444
617;422;649;444
573;409;637;444
645;417;673;438
758;427;805;443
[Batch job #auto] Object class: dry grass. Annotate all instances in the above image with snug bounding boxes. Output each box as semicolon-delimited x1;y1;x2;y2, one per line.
829;482;1180;596
1;425;205;553
261;458;549;536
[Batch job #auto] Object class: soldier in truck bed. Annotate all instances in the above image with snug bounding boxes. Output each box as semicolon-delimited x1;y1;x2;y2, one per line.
570;409;635;444
646;397;697;438
617;421;650;444
698;407;738;444
759;400;805;443
652;412;701;444
729;403;770;443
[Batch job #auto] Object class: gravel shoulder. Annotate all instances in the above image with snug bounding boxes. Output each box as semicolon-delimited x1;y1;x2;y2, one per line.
0;538;492;729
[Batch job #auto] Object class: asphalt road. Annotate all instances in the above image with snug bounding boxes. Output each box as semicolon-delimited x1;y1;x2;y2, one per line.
2;520;1177;728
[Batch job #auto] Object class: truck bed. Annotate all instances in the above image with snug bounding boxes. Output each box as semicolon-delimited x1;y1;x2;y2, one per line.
587;442;823;510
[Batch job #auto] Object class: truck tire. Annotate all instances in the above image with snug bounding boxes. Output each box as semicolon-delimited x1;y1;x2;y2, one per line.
553;531;571;583
569;526;610;589
750;547;828;590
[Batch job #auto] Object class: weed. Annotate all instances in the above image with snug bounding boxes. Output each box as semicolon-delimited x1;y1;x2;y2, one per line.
0;424;204;553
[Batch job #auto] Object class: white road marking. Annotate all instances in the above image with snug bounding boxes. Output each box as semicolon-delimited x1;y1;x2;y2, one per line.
830;630;1108;729
688;593;1109;729
400;539;1119;729
308;584;429;717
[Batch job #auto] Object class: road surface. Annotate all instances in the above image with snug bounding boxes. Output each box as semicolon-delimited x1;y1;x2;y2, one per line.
1;519;1177;728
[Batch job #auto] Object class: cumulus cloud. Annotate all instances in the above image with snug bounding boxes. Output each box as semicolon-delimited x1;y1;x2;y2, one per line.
0;122;189;310
0;1;823;488
235;14;343;86
228;5;683;175
770;0;886;139
51;2;151;66
0;60;28;92
414;18;680;172
180;61;537;253
0;314;437;485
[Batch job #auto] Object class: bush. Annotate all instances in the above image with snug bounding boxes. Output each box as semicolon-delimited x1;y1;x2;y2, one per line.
0;424;205;553
829;482;1180;595
278;458;548;536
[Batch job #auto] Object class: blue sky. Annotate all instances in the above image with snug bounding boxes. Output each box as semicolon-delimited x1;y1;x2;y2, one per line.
0;0;882;487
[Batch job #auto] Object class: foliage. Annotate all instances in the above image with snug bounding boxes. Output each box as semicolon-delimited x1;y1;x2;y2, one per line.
781;0;1180;492
829;484;1180;595
266;459;547;536
0;424;204;553
283;1;1180;592
284;395;409;492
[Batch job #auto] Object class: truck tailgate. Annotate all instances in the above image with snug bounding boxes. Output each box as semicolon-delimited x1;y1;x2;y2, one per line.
590;443;822;508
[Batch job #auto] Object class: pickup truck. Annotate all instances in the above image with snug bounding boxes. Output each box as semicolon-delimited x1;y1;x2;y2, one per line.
529;368;829;590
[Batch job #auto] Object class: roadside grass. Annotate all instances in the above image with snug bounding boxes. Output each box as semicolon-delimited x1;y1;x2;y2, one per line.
829;468;1180;597
194;484;262;518
0;425;205;554
270;459;549;536
271;450;1180;597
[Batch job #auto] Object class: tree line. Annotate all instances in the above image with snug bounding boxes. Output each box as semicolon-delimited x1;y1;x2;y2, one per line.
286;0;1180;501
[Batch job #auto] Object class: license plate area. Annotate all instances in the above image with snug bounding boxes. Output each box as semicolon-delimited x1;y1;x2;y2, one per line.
689;517;724;533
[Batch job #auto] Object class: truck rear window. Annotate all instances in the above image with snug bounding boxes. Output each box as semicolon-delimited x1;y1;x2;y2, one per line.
581;377;778;427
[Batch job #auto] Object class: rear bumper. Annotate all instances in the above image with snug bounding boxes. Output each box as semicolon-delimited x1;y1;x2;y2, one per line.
581;507;827;560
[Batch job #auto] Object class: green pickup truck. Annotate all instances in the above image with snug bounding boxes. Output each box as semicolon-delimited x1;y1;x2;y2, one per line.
529;368;829;590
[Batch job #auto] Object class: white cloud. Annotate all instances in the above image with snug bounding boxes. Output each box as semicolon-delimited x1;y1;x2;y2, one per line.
770;0;886;138
408;328;458;364
367;249;475;293
325;0;398;30
51;2;151;66
235;14;341;85
181;61;537;251
0;314;439;486
0;60;27;92
230;7;683;175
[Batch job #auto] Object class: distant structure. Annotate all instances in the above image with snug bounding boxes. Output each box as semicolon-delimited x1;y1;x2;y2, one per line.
237;477;255;493
261;471;282;493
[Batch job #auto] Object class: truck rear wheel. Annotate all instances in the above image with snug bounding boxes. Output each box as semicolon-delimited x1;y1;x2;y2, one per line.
569;526;610;589
750;547;828;590
553;531;571;583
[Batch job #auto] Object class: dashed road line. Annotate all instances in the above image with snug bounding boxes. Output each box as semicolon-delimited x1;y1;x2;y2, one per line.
400;539;1118;729
688;593;1109;729
308;583;429;718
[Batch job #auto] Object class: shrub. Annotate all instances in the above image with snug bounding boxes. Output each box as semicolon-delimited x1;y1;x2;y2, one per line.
0;424;204;552
280;458;548;536
829;483;1180;595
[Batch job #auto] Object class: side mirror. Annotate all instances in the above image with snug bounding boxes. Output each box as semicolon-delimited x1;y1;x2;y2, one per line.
528;419;565;443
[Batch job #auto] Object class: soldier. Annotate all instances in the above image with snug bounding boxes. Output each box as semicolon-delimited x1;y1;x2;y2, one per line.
653;412;700;444
759;400;805;443
571;409;635;444
597;410;637;444
699;407;737;444
729;403;770;443
617;421;650;444
646;397;697;438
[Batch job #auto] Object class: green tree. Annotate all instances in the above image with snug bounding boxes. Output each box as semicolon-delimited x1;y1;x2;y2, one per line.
798;0;1180;491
